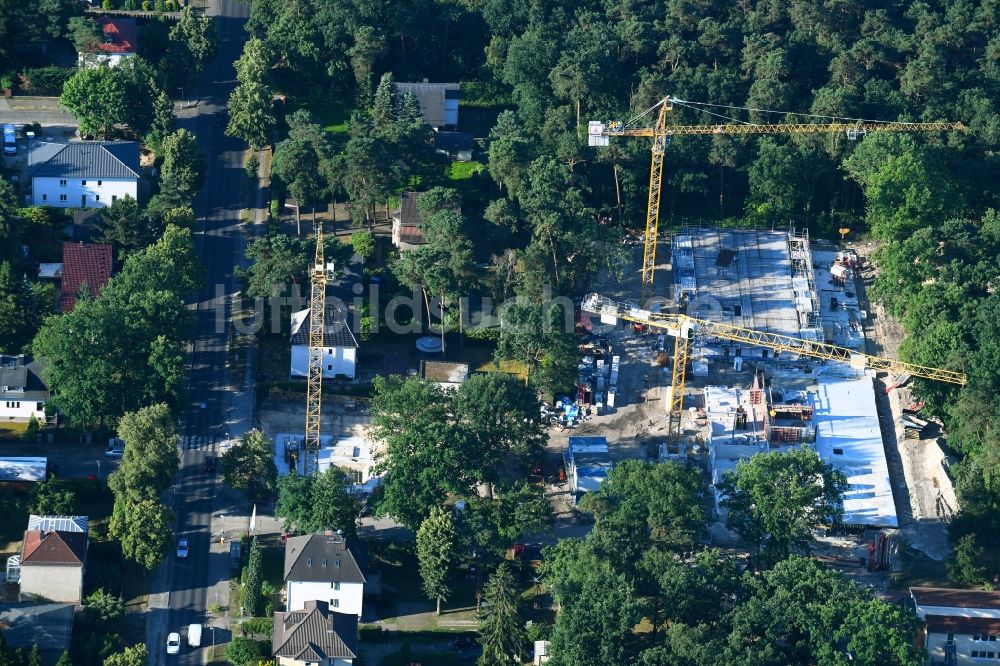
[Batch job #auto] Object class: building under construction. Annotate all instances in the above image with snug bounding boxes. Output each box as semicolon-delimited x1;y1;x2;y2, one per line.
700;373;898;531
667;227;896;531
671;227;866;374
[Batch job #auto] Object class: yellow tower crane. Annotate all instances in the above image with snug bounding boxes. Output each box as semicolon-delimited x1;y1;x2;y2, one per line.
581;294;966;447
303;218;327;476
588;97;965;298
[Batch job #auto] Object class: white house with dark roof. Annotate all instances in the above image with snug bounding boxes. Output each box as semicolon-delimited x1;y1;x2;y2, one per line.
289;306;359;380
272;599;358;666
283;531;371;616
0;355;49;421
912;587;1000;665
30;141;140;208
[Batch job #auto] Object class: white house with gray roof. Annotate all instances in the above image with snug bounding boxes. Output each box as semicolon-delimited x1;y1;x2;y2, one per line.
30;141;140;208
272;599;358;666
283;531;371;617
289;306;359;380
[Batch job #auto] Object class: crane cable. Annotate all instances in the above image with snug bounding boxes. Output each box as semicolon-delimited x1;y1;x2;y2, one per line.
670;97;933;127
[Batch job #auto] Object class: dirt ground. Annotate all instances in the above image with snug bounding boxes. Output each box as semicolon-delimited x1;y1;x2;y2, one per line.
848;242;956;561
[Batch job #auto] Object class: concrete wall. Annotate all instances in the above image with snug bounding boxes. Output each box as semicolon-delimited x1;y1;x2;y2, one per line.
33;177;137;208
286;581;364;616
0;398;46;420
290;345;356;380
19;565;83;603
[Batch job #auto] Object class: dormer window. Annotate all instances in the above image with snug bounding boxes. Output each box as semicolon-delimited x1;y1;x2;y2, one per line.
322;559;328;567
335;559;340;567
307;558;312;566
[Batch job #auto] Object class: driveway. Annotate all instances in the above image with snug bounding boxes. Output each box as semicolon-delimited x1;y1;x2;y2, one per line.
0;96;77;128
1;441;120;479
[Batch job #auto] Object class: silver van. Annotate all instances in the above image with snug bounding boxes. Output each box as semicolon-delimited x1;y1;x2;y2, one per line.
187;623;202;648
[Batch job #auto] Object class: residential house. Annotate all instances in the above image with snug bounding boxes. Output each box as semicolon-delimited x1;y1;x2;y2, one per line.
912;587;1000;665
289;305;359;380
31;141;140;209
18;516;89;604
420;360;469;390
284;531;370;616
564;436;612;494
60;242;113;312
393;81;460;129
0;355;49;421
390;191;428;251
0;603;74;666
78;17;138;68
0;457;47;493
272;600;358;666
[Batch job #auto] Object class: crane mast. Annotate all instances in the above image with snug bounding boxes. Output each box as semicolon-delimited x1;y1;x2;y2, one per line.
304;218;326;477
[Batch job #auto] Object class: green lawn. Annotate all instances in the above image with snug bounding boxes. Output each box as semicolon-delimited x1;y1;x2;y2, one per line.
0;420;31;439
448;161;484;181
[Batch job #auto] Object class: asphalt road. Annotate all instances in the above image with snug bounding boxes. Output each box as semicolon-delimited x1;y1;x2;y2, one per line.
164;1;250;662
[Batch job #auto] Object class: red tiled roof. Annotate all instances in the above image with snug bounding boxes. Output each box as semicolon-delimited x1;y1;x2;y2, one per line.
912;587;1000;611
96;17;137;55
398;225;426;245
21;530;87;566
60;243;112;312
926;615;1000;635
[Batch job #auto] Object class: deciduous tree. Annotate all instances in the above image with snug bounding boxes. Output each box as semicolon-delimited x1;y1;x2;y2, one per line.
160;129;206;196
718;448;847;568
417;507;457;615
222;429;278;499
227;38;275;149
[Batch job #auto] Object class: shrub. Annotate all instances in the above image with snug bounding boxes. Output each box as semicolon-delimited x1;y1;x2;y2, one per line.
225;637;260;666
102;0;112;8
24;415;39;441
18;66;74;96
241;617;273;638
142;1;151;10
358;624;383;640
244;152;260;180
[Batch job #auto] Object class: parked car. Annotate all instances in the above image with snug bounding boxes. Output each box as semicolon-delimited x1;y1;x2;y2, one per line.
187;623;202;648
176;538;189;559
166;632;181;655
3;124;15;156
104;439;125;457
203;456;216;473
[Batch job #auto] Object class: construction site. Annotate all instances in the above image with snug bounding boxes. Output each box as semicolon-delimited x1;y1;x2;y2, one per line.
571;223;963;572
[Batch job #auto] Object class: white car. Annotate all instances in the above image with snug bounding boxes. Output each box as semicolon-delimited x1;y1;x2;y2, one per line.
166;632;181;655
176;538;189;559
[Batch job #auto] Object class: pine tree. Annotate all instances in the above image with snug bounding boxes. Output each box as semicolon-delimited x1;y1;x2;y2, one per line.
478;564;527;666
372;73;397;133
28;644;42;666
416;507;456;615
242;536;263;616
55;651;73;666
